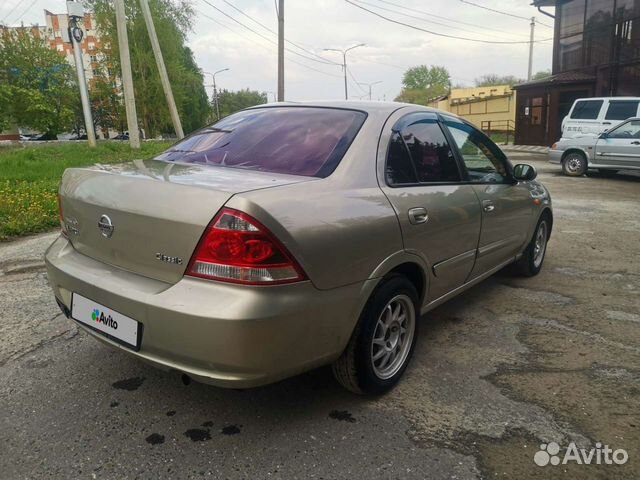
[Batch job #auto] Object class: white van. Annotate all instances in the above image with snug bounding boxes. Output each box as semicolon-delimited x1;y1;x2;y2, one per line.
561;97;640;139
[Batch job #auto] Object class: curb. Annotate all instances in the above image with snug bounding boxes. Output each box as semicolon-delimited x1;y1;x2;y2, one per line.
499;145;550;153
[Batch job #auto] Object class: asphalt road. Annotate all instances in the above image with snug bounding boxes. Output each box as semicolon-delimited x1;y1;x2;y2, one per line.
1;153;638;479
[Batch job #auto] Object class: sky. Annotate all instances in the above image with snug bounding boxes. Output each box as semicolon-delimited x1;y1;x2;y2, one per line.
1;0;555;101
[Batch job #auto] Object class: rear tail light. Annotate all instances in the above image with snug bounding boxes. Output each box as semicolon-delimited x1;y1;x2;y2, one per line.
186;208;307;285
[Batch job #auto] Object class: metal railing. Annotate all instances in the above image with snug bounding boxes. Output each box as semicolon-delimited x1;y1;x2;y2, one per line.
481;119;516;145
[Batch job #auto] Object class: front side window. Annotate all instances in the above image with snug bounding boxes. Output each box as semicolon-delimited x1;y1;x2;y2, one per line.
444;119;510;184
570;99;604;119
605;100;639;120
155;107;366;178
606;120;640;139
386;114;460;186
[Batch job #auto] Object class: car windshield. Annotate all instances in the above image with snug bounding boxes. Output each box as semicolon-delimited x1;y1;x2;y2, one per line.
154;107;367;177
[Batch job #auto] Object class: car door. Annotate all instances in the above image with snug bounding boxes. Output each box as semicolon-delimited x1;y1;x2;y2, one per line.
441;116;534;278
379;112;482;301
594;119;640;169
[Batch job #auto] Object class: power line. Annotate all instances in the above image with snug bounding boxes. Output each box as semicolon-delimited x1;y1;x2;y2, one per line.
195;8;343;79
11;0;38;25
344;0;553;44
352;0;530;42
347;68;366;93
458;0;553;28
370;0;531;40
220;0;339;65
200;0;339;66
1;0;28;24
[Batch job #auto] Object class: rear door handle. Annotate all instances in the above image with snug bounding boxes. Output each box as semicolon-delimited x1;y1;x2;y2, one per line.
602;122;612;125
408;207;428;225
631;141;640;145
482;200;495;213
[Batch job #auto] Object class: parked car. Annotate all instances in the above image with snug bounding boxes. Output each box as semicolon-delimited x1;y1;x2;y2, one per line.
28;132;58;141
112;132;129;140
45;102;553;394
550;117;640;176
562;97;640;139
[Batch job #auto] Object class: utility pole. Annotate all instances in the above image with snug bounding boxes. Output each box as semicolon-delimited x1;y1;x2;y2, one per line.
114;0;140;149
324;44;365;100
66;1;96;147
528;16;536;81
358;81;382;101
277;0;284;101
140;0;184;139
204;69;229;121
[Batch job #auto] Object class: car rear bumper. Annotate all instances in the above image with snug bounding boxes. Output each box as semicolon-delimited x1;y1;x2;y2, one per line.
549;149;563;164
45;235;372;388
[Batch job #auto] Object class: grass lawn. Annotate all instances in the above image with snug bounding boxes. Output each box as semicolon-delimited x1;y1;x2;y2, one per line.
0;141;171;241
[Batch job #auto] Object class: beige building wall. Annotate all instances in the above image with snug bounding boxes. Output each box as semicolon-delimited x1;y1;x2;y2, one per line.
429;85;516;131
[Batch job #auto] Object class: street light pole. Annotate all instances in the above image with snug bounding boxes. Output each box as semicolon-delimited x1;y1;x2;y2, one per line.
205;69;229;121
114;0;140;149
323;43;365;100
277;0;284;101
357;81;382;101
67;1;96;147
528;16;536;81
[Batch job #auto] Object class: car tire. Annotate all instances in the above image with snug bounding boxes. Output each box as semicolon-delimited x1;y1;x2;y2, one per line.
513;215;550;277
562;152;587;176
332;275;419;395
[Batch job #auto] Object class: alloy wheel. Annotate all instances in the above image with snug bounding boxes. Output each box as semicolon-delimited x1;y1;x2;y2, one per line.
371;294;416;380
533;221;548;268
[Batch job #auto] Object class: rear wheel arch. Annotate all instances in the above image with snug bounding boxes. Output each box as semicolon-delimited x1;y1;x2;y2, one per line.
386;262;427;305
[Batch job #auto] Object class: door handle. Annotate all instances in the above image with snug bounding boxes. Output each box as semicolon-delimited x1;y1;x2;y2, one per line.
631;141;640;145
482;200;496;213
602;122;612;125
408;207;428;225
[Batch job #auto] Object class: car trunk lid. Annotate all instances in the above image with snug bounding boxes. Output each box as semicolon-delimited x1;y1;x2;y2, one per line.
59;159;313;284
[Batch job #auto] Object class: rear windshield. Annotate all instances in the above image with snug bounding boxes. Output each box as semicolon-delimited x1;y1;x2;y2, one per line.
154;107;367;177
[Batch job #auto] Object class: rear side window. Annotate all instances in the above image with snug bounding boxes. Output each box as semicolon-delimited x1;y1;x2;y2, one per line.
570;100;604;119
386;114;461;186
154;107;366;177
605;100;639;120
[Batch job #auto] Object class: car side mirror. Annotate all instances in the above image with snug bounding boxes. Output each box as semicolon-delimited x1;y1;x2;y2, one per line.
598;131;608;139
513;163;537;181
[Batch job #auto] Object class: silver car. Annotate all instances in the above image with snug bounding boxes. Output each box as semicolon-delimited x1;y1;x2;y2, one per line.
45;102;552;394
550;117;640;176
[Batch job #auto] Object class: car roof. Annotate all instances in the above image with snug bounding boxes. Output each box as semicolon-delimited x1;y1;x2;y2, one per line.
572;97;640;102
246;100;441;116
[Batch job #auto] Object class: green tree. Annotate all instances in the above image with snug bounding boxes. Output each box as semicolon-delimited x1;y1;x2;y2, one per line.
0;29;78;135
532;69;552;81
395;65;450;105
217;89;267;119
90;73;126;137
88;0;210;137
475;74;524;87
